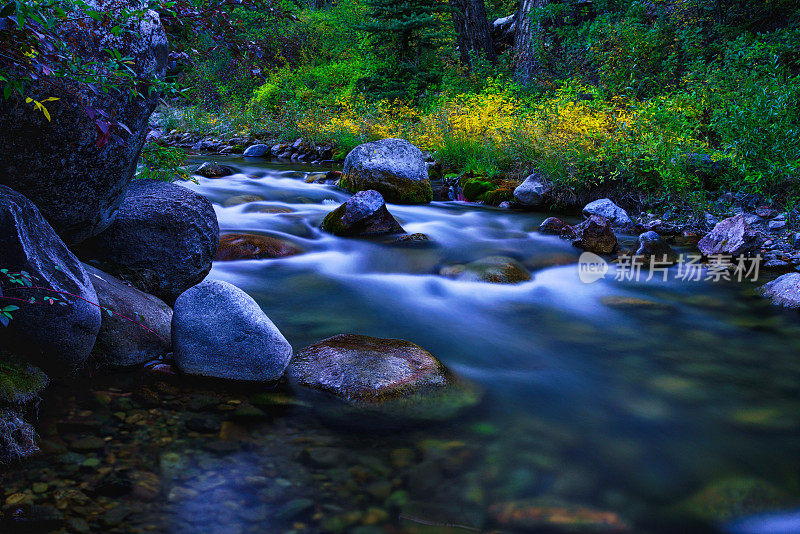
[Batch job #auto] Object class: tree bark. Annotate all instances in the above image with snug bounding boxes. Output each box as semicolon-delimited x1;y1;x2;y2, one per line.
450;0;496;69
514;0;547;85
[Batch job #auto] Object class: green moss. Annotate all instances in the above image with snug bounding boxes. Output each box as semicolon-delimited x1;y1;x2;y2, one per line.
482;187;514;206
339;172;433;204
462;178;495;201
0;351;49;406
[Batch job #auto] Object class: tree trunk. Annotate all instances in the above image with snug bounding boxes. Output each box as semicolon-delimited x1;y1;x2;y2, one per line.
450;0;496;69
514;0;547;85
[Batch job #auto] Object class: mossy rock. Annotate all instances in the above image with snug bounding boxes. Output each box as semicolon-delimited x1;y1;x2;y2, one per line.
340;139;433;204
482;187;515;206
461;178;495;202
0;351;49;406
339;172;432;205
288;334;482;425
440;256;532;284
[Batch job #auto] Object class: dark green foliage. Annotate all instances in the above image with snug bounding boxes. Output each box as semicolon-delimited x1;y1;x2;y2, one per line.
360;0;450;99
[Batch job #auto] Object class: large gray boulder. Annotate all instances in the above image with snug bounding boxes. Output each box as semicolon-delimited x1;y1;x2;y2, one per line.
77;180;219;304
340;139;432;204
698;214;759;257
583;199;632;227
513;173;552;208
758;273;800;309
173;280;292;381
84;265;172;369
0;186;101;376
0;0;168;244
321;190;404;237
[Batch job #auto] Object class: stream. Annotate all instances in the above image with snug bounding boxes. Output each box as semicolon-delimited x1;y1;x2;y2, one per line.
3;157;800;533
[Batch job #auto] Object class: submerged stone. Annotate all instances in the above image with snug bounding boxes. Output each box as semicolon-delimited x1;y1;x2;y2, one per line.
488;499;630;532
679;477;794;524
439;256;532;284
288;334;481;422
216;234;302;261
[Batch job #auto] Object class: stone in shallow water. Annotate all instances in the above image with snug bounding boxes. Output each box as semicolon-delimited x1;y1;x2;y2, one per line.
288;334;481;422
757;272;800;309
215;234;302;261
440;256;532;284
488;500;630;532
172;279;292;382
321;190;404;237
195;162;233;178
340;138;432;204
223;194;265;208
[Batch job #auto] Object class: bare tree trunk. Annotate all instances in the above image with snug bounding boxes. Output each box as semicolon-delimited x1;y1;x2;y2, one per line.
450;0;497;69
514;0;547;85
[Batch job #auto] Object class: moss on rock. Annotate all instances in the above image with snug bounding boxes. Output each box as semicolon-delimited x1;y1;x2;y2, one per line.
0;351;49;406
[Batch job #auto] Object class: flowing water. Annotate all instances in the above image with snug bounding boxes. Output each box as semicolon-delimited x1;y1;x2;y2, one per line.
3;158;800;533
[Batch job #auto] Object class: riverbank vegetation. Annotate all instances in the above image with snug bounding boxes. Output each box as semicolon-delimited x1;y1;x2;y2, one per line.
154;0;800;206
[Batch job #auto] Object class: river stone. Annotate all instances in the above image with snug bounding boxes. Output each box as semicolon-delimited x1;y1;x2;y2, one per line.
513;173;552;208
440;256;532;284
77;180;219;305
0;185;101;376
636;231;679;262
582;199;632;227
288;334;481;422
84;265;172;369
0;0;168;244
757;272;800;309
195;162;233;178
570;215;618;255
539;217;569;235
698;214;759;257
488;500;630;532
340;139;433;204
321;190;405;237
216;234;302;261
243;144;270;157
172;279;292;381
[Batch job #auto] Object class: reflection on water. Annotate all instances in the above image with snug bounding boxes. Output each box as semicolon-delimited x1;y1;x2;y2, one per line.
2;157;799;533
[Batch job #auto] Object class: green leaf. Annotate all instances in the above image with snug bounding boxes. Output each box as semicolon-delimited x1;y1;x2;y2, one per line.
1;306;19;313
0;315;8;327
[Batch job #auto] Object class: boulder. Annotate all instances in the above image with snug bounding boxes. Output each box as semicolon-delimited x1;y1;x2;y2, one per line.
321;190;405;237
243;144;270;157
195;162;233;178
0;0;168;244
288;334;481;421
216;234;302;261
513;173;552;208
757;272;800;309
84;265;172;369
583;199;632;227
340;139;433;204
570;215;618;255
0;186;101;376
635;231;679;263
172;280;292;381
539;217;569;235
698;214;758;257
77;180;219;304
440;256;532;284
